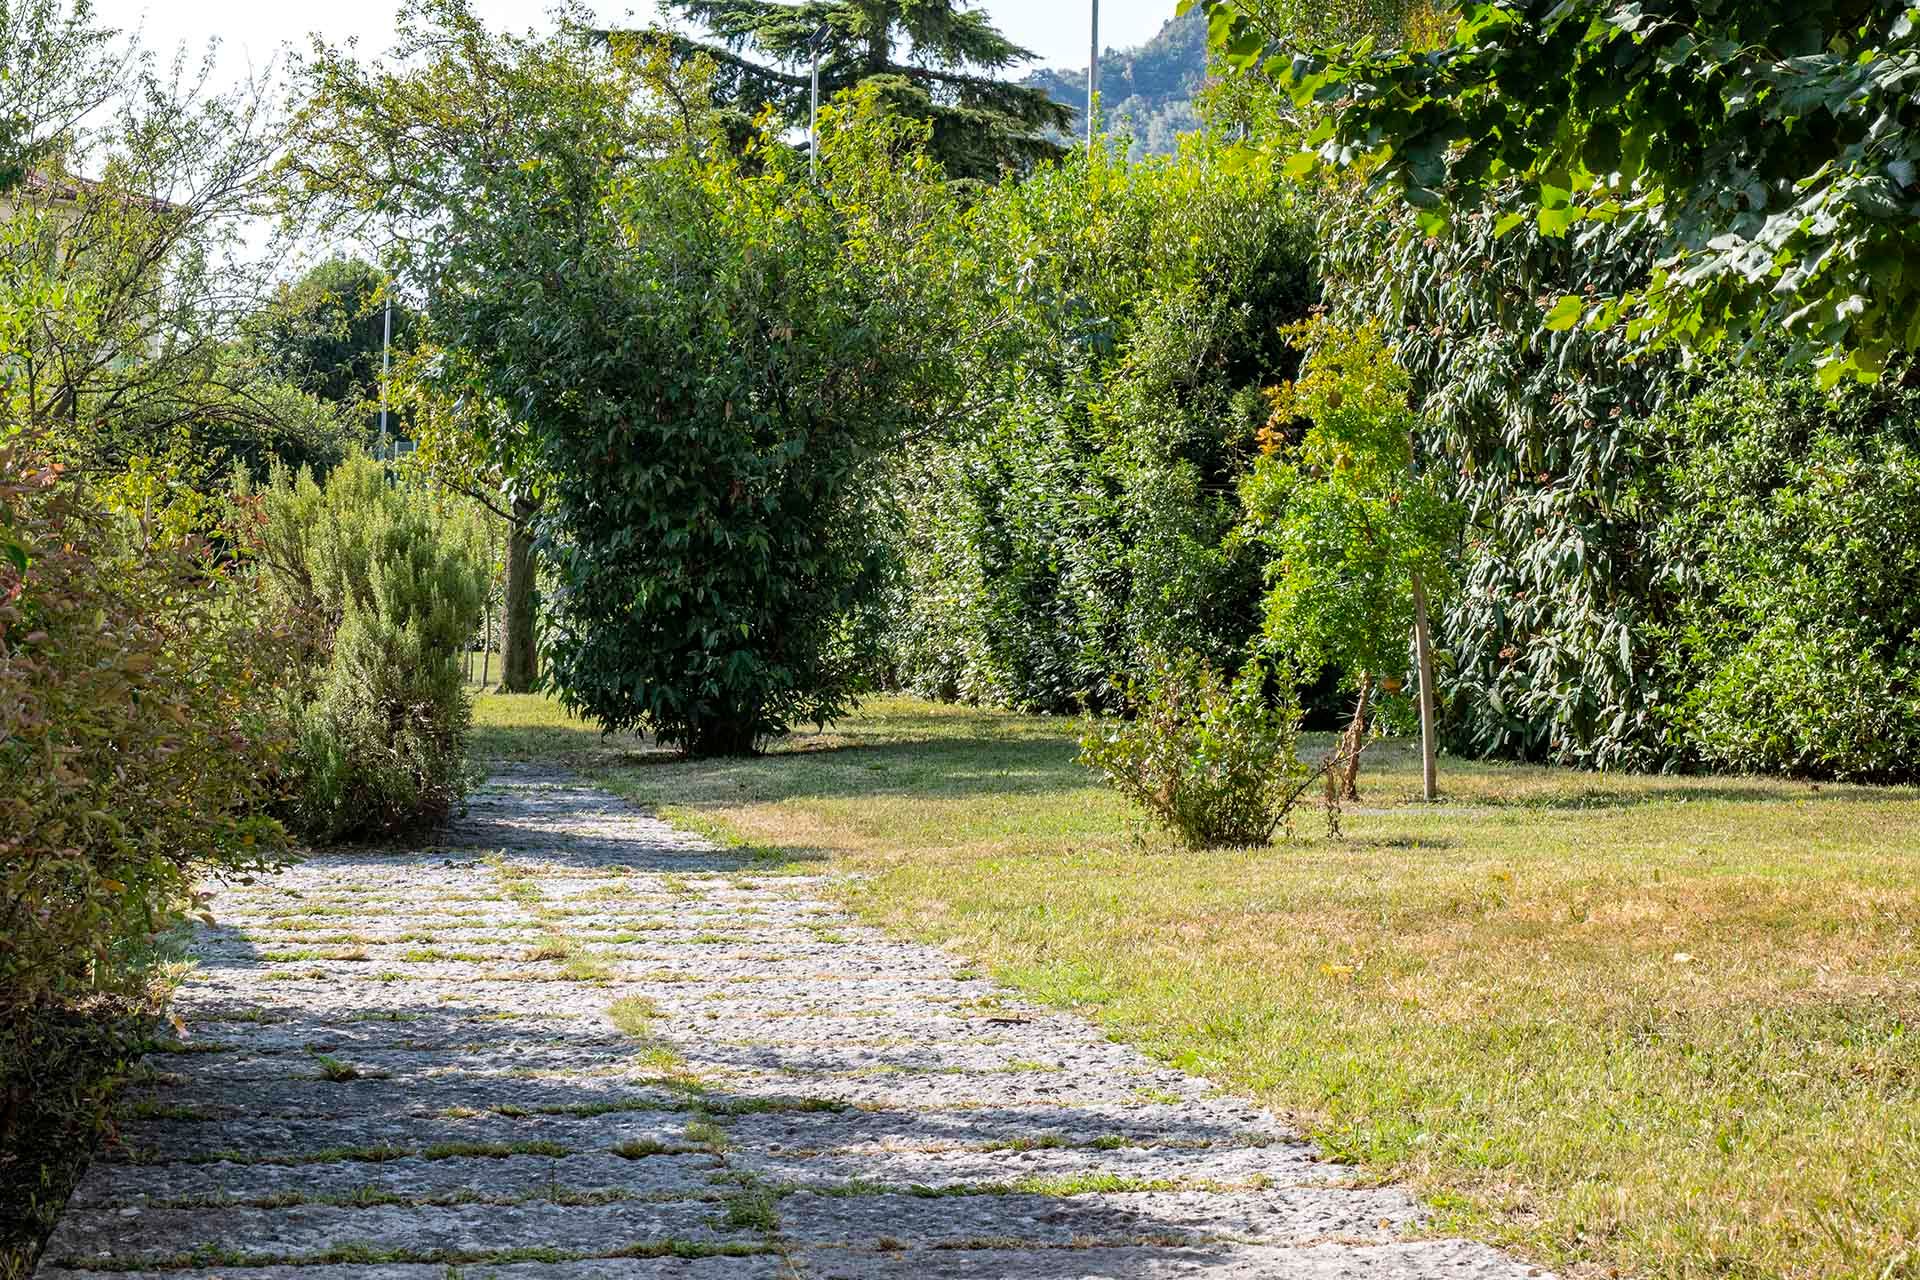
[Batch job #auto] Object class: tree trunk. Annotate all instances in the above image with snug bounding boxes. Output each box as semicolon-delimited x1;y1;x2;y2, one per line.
686;717;762;759
1411;568;1439;801
501;496;539;694
1340;673;1373;802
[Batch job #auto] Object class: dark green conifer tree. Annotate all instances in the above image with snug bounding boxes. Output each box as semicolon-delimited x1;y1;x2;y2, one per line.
647;0;1073;179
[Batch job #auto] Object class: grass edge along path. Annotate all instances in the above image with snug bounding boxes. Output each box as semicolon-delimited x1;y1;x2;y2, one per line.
471;691;1920;1280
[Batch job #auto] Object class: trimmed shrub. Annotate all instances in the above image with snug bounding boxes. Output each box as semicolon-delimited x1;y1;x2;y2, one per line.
1078;651;1307;848
256;454;487;841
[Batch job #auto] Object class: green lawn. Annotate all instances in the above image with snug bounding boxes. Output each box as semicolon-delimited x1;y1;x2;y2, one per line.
472;692;1920;1280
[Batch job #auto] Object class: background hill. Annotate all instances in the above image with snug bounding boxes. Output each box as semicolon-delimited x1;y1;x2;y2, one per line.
1024;8;1210;157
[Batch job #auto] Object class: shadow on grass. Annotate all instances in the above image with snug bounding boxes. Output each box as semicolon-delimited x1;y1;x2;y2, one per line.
1500;779;1904;810
609;733;1890;822
473;693;1910;825
607;737;1092;811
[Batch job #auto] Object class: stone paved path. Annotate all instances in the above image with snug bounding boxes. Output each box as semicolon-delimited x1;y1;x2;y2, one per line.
39;772;1549;1280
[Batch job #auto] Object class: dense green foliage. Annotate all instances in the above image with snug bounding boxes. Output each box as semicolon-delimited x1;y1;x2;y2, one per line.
0;440;292;1221
1652;363;1920;780
251;257;418;450
1193;0;1920;385
528;127;958;754
1241;318;1459;689
275;0;1920;783
0;443;292;1016
1152;2;1920;779
889;138;1316;712
295;6;974;755
1078;650;1305;848
648;0;1073;178
1314;198;1675;768
256;454;486;840
0;14;346;489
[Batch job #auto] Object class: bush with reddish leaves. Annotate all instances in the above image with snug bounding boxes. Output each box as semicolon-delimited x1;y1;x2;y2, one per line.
0;438;295;1024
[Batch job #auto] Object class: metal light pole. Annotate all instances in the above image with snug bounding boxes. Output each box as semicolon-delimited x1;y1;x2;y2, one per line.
378;291;392;461
809;26;826;182
1088;0;1099;154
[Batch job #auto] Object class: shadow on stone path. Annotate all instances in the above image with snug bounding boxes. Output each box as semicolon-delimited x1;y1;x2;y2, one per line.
37;769;1552;1280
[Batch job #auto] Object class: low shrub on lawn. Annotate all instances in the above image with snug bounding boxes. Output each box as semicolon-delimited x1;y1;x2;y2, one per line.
1078;651;1307;848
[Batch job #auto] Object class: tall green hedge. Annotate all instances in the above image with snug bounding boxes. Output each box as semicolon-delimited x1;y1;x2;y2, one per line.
1326;185;1920;781
888;139;1317;712
1651;362;1920;781
887;146;1920;782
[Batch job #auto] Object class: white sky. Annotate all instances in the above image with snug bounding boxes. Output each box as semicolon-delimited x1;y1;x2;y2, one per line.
94;1;1179;79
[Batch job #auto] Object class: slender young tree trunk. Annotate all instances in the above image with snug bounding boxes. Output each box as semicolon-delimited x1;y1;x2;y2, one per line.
1404;425;1441;802
1411;568;1439;801
1340;673;1373;802
501;496;539;694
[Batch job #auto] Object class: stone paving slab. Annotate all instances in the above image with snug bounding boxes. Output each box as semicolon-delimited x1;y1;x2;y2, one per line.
46;1265;789;1280
723;1102;1295;1152
118;1073;695;1119
35;769;1554;1280
793;1241;1548;1280
728;1140;1341;1191
66;1153;723;1209
43;1200;748;1268
111;1105;696;1161
773;1187;1418;1247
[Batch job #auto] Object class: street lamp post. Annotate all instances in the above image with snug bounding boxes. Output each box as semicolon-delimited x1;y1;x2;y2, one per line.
809;26;828;182
379;291;392;461
1088;0;1099;154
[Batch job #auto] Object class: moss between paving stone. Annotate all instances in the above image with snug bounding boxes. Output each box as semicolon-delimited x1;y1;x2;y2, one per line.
52;1241;776;1272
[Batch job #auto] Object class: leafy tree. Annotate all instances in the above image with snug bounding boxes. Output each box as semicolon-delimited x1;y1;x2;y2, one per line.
0;0;126;192
1240;318;1460;798
1;5;330;489
252;257;417;439
1187;0;1920;386
642;0;1074;178
1321;195;1684;770
287;0;662;698
293;2;975;754
392;348;543;693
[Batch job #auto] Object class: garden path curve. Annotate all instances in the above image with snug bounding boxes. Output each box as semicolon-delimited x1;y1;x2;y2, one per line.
38;769;1551;1280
